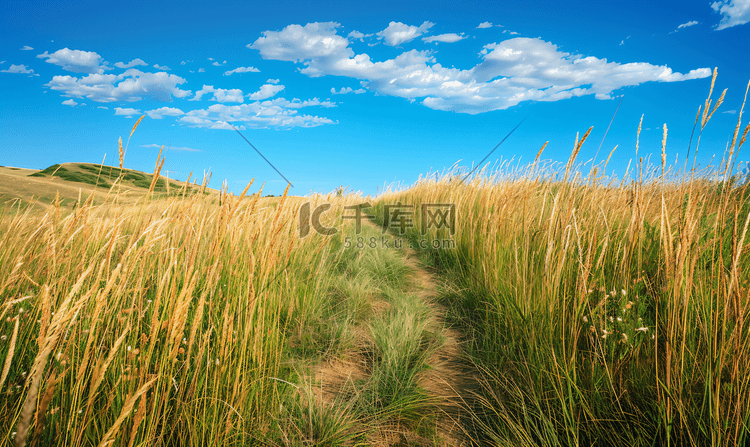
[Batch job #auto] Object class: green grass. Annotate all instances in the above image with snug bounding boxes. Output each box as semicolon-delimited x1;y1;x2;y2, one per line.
30;164;112;188
368;75;750;446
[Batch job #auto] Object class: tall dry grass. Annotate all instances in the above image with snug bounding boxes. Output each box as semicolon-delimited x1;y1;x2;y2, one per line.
0;166;365;445
375;71;750;446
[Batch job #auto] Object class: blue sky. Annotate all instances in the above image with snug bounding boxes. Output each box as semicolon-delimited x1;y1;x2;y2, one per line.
1;0;749;196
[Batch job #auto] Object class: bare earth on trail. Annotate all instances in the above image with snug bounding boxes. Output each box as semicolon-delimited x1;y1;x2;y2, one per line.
314;234;479;446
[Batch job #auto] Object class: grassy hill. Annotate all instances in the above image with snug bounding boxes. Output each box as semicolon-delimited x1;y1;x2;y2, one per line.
0;162;208;214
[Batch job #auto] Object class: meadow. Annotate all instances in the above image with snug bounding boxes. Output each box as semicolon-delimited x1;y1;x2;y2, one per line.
0;69;749;446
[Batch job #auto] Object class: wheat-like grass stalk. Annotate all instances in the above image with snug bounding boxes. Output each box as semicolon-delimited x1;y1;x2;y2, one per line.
118;137;123;170
97;377;158;447
0;316;19;390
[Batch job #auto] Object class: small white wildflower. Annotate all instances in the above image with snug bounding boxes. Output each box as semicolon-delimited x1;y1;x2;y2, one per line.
601;328;610;336
609;316;614;323
636;326;649;332
127;346;131;351
617;317;622;322
582;316;588;323
78;409;82;414
1;335;6;341
19;308;24;314
621;289;627;296
587;289;593;294
11;432;16;439
147;300;152;303
215;358;220;366
182;338;187;344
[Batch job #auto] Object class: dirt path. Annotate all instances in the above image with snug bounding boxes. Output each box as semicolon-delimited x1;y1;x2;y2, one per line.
402;249;477;447
313;231;479;446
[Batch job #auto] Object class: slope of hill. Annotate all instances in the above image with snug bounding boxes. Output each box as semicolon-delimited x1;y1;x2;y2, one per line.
0;163;207;213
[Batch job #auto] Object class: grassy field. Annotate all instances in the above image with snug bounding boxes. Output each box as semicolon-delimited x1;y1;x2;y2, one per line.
1;74;750;446
373;73;750;446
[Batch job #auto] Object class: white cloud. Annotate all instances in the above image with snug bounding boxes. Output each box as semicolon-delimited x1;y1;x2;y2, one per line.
503;30;520;35
179;101;335;130
331;86;366;94
348;30;368;41
678;20;699;28
723;109;738;114
248;84;285;100
46;69;191;103
1;64;38;75
264;97;336;108
1;61;5;64
266;78;280;84
97;106;108;109
211;60;227;67
37;48;111;74
250;23;712;114
190;85;245;102
141;143;199;152
422;33;466;43
249;22;351;64
477;22;494;29
146;107;185;119
115;107;140;117
224;66;260;75
115;58;148;69
198;68;205;73
153;64;170;70
62;99;78;106
711;0;750;29
20;45;34;51
376;21;434;46
208;57;214;61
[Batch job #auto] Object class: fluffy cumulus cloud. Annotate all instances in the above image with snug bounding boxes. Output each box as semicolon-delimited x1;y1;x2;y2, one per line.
224;66;260;76
266;78;280;84
21;45;34;50
711;0;750;29
477;22;494;29
348;30;368;41
115;59;148;69
1;64;38;75
376;21;434;46
179;101;335;130
422;33;466;43
145;107;185;119
115;107;140;117
190;85;245;102
331;86;366;94
248;83;285;100
250;23;711;114
153;64;170;70
61;99;78;106
46;69;191;103
37;48;111;74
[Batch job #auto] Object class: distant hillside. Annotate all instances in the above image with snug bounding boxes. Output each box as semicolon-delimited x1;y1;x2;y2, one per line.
29;163;184;192
0;163;208;214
